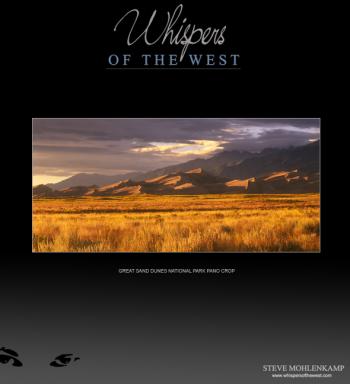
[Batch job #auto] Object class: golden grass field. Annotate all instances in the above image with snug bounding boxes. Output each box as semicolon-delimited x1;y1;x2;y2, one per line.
32;194;320;252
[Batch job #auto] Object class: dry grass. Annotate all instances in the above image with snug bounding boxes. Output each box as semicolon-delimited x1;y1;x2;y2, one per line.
32;194;320;252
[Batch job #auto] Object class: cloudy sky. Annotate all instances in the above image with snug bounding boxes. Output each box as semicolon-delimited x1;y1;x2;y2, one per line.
33;118;320;185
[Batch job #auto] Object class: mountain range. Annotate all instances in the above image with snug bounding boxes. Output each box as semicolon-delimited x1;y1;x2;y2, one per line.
34;141;319;197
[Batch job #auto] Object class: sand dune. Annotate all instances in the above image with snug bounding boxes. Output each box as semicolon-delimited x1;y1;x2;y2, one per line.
34;166;319;198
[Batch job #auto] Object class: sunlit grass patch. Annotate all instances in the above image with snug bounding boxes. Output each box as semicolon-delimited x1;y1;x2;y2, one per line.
32;194;320;252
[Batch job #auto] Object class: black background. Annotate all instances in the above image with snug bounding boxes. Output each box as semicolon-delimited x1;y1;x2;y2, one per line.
2;1;348;383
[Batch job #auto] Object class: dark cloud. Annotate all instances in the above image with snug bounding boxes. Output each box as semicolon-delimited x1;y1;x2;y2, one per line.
33;118;320;181
223;128;320;151
33;118;232;142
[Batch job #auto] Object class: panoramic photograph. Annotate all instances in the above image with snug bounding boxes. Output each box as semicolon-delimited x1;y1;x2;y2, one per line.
32;118;320;252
